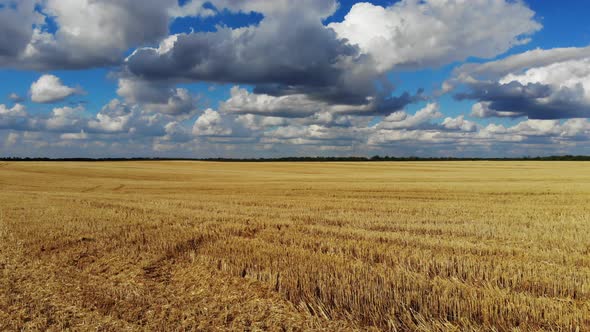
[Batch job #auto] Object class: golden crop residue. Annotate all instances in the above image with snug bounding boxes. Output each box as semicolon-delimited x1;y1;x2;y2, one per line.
1;161;589;331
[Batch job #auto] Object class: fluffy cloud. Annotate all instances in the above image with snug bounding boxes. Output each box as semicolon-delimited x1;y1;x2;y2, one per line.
45;106;86;131
0;0;198;70
368;115;590;151
89;101;171;138
162;121;192;142
3;0;590;158
8;93;25;103
450;46;590;83
220;86;423;118
174;0;338;19
329;0;540;72
124;0;539;121
1;0;541;75
192;109;233;137
117;78;197;116
450;46;590;119
30;75;81;103
2;97;590;157
60;130;88;140
4;132;19;146
441;116;479;132
0;104;30;131
88;99;133;133
221;87;330;118
0;0;42;58
0;104;27;117
377;103;442;130
124;17;371;106
471;102;520;118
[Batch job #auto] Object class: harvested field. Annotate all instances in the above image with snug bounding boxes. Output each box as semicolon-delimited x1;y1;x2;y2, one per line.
1;161;589;331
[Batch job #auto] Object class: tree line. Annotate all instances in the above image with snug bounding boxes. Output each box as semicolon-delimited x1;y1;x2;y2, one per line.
1;155;590;162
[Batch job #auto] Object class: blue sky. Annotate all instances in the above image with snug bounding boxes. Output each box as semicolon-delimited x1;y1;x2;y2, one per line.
1;0;590;158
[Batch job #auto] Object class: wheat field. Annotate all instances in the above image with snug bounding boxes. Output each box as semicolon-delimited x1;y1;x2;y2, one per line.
0;161;589;331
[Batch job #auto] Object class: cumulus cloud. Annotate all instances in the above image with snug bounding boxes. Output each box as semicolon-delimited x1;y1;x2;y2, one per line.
441;116;479;132
2;96;590;157
117;78;197;116
192;109;233;137
0;103;30;132
60;130;87;140
30;74;81;103
371;103;479;145
0;0;42;58
368;115;590;152
124;16;371;106
220;86;423;118
4;0;590;158
264;124;362;144
0;103;27;117
4;132;20;146
449;46;590;119
377;103;442;130
45;106;86;131
162;121;193;142
328;0;540;72
221;87;330;118
0;0;196;70
88;99;171;137
88;99;133;133
470;102;520;118
8;93;25;103
173;0;338;20
451;46;590;83
123;0;539;121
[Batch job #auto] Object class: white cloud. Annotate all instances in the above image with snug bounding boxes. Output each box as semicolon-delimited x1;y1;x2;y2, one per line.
4;132;19;146
471;102;520;119
0;103;30;131
451;46;590;83
179;0;338;19
117;78;197;116
220;86;402;118
329;0;540;72
0;0;42;58
144;88;196;116
452;47;590;119
0;103;27;116
442;116;479;132
2;0;590;158
221;87;326;118
500;58;590;104
368;116;590;149
235;114;287;131
88;99;133;133
192;109;233;136
8;93;24;103
60;130;88;140
30;74;80;103
162;121;193;142
377;103;442;130
46;106;85;130
2;0;177;70
168;0;216;18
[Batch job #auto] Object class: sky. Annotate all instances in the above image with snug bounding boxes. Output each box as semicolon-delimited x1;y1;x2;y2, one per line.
1;0;590;158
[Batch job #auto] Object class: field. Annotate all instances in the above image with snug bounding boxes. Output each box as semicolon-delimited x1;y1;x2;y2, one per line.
1;161;589;331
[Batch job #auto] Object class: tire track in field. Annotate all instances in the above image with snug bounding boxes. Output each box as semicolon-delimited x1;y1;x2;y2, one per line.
112;184;125;191
81;185;102;193
143;237;207;284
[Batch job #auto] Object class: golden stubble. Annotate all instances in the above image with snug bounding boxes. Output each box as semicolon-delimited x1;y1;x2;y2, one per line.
1;161;589;331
